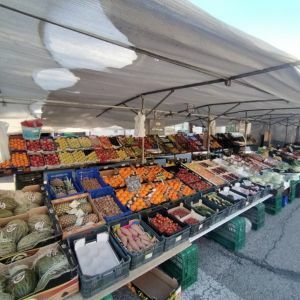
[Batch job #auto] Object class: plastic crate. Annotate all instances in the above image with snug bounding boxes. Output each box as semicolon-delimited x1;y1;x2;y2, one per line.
15;171;44;190
208;231;245;251
265;193;282;215
184;198;217;230
101;295;113;300
90;187;131;223
110;214;164;269
282;195;288;207
202;195;233;220
289;180;300;202
211;217;246;242
142;207;190;251
68;226;130;298
161;244;198;290
242;203;265;230
45;169;83;199
75;167;107;192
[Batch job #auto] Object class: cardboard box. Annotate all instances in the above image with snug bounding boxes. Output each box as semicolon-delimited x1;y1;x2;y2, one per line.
132;268;181;300
50;193;105;239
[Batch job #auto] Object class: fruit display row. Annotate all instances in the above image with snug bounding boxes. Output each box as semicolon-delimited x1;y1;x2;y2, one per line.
173;167;212;192
0;158;273;300
91;195;123;219
0;242;74;300
112;221;158;253
184;162;226;186
204;192;233;209
116;179;195;212
149;213;182;235
101;165;174;189
49;176;79;198
0;207;58;259
52;195;104;238
9;136;26;151
0;189;43;218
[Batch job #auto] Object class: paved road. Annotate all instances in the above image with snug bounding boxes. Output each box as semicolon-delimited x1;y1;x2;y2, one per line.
182;199;300;300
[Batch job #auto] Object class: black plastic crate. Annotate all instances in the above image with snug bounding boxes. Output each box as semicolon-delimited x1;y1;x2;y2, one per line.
202;194;232;219
142;207;190;251
110;214;164;269
68;225;130;298
184;198;217;230
15;171;44;190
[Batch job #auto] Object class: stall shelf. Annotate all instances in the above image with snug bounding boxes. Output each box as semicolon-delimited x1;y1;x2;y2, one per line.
69;193;272;300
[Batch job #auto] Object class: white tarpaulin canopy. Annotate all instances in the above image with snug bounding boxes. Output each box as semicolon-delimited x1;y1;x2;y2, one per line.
0;0;300;132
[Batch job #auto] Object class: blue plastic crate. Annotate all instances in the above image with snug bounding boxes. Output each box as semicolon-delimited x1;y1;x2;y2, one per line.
90;187;131;222
45;169;83;200
75;167;107;192
282;195;288;207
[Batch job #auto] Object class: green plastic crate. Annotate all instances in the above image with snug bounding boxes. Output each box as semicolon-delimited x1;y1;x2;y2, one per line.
161;244;199;290
208;217;246;251
101;295;113;300
289;180;300;202
252;220;265;230
212;217;245;242
208;231;245;251
242;203;265;230
265;193;282;215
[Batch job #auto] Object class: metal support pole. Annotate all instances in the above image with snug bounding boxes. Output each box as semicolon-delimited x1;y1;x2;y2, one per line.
285;119;289;145
244;112;248;153
268;115;272;147
207;106;211;156
141;96;146;164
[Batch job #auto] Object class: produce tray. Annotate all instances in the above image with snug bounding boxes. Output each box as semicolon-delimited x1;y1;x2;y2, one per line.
165;165;214;194
142;207;190;251
174;209;205;237
0;206;62;262
0;241;78;299
90;187;131;223
217;191;247;212
184;198;217;230
75;167;107;192
110;214;164;269
15;171;44;190
202;193;233;220
45;169;83;200
48;193;105;240
68;226;130;298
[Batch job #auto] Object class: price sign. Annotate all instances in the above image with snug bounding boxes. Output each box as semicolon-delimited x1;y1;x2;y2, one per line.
156;172;166;182
125;175;141;192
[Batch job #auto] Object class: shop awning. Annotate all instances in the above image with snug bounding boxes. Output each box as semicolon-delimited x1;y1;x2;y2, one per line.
0;0;300;129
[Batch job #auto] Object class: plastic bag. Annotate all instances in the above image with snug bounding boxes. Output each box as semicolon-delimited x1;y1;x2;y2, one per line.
0;122;10;163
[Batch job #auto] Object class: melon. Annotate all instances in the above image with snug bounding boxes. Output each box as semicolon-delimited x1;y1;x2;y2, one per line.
0;210;13;218
0;291;13;300
7;265;37;299
3;219;29;243
28;214;52;232
17;230;52;252
0;233;16;257
0;197;17;211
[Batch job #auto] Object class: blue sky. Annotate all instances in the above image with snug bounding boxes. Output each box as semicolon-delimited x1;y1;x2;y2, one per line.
190;0;300;58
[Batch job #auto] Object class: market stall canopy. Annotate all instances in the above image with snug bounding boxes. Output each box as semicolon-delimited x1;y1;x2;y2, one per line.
0;0;300;129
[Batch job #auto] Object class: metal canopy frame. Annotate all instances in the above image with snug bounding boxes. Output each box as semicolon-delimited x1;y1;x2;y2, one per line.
1;3;300;129
96;61;299;118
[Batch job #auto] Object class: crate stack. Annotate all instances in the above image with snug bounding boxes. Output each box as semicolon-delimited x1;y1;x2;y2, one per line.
208;217;246;251
289;179;300;203
161;244;199;290
265;189;282;215
242;203;265;230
